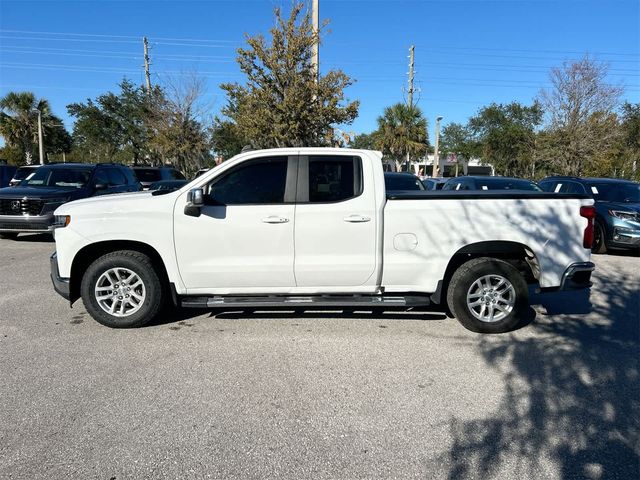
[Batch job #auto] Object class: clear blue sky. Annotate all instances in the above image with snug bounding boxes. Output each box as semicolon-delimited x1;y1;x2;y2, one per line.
0;0;638;139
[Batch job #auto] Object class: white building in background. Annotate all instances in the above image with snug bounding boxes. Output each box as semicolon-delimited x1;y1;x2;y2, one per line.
404;153;494;178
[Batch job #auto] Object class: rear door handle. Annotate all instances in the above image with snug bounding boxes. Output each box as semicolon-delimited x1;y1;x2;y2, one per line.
262;216;289;224
343;214;371;223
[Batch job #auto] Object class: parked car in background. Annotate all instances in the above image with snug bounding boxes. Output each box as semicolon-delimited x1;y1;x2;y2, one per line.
443;176;542;192
0;163;141;239
9;165;40;187
422;177;447;191
0;164;17;188
539;176;640;253
148;179;189;193
384;172;425;192
133;166;186;189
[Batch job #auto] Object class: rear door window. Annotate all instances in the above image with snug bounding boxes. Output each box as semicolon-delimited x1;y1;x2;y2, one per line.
307;156;362;202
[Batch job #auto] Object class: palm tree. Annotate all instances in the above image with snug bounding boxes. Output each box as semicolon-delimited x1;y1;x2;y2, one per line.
0;91;53;163
374;103;429;169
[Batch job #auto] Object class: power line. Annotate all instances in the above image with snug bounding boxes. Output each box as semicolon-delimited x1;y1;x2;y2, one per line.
0;29;239;44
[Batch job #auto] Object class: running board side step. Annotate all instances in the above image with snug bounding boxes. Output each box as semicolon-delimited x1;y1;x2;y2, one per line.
180;294;430;309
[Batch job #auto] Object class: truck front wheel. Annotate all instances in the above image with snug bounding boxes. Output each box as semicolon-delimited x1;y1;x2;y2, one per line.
80;250;165;328
447;257;529;334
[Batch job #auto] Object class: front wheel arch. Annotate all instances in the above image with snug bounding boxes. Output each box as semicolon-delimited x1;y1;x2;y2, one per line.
70;240;171;305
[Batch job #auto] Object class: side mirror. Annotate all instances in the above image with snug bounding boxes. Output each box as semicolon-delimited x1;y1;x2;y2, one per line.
185;188;204;217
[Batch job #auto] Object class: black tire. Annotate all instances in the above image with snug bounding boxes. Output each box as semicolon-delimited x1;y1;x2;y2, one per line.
0;232;18;240
447;257;529;334
80;250;165;328
592;222;607;254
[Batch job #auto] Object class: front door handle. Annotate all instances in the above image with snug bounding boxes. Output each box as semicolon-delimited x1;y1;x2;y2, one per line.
262;216;289;224
343;214;371;223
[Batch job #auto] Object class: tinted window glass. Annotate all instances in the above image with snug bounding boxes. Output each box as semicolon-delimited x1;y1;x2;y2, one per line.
588;182;640;202
13;166;37;181
539;181;556;192
170;169;186;180
93;170;109;186
555;181;585;194
23;167;92;189
209;157;288;204
475;178;541;191
107;169;127;186
134;168;162;182
309;156;361;202
385;174;425;191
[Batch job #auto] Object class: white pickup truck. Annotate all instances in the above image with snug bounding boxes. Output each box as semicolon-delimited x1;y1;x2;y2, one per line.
50;148;595;333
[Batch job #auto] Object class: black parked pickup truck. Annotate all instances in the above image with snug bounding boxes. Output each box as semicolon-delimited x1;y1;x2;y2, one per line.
0;163;141;239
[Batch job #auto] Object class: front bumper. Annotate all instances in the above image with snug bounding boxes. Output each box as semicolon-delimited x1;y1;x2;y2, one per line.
50;252;70;300
608;225;640;249
0;213;54;233
559;262;595;290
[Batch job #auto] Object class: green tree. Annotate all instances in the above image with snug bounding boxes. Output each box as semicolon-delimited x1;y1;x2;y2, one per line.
218;3;358;148
211;118;246;159
68;79;158;163
439;122;478;174
0;91;70;164
374;103;429;168
468;101;543;177
349;132;379;150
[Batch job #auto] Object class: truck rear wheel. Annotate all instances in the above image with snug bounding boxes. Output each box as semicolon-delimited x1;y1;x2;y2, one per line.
447;257;529;334
80;250;165;328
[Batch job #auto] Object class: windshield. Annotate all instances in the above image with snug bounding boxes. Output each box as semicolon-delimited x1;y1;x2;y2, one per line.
385;174;425;191
13;167;37;181
476;178;541;191
22;167;92;189
134;168;162;182
588;182;640;203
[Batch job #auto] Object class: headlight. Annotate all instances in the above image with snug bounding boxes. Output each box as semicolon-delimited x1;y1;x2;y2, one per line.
52;215;71;228
609;210;639;222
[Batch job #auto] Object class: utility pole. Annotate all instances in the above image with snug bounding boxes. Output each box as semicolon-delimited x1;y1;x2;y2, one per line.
312;0;319;82
432;116;443;178
407;45;415;108
143;36;152;93
31;109;44;165
405;45;415;172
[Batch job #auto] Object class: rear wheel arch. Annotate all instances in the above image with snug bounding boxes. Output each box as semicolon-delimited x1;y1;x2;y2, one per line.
431;240;539;305
69;240;170;305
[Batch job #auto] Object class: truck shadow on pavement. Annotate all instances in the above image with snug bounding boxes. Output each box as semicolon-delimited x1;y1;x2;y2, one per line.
10;233;54;243
443;266;640;479
148;306;449;326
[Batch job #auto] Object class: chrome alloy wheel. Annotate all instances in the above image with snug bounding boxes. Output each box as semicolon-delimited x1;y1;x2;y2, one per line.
466;274;515;323
94;267;146;317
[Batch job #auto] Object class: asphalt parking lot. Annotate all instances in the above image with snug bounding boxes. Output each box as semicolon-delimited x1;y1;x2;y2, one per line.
0;235;638;480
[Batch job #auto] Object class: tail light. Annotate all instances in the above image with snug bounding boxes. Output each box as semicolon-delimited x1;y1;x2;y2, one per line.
580;206;596;249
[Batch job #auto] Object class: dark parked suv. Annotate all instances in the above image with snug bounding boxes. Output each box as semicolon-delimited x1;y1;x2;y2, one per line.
0;163;141;239
132;166;185;189
539;176;640;253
